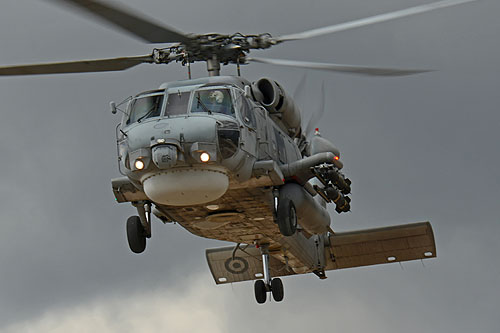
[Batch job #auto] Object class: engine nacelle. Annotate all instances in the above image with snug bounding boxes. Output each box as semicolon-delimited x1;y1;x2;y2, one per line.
251;78;301;136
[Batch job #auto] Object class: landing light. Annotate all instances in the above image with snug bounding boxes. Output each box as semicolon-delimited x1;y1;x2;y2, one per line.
200;152;210;163
134;159;145;170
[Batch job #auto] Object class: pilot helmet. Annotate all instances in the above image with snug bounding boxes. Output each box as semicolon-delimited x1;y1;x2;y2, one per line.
209;90;224;104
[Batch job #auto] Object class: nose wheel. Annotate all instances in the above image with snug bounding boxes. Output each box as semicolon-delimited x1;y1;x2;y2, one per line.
126;202;152;254
126;215;146;253
254;244;285;303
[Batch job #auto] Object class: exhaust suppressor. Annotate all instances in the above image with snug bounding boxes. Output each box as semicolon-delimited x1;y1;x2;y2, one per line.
252;78;301;136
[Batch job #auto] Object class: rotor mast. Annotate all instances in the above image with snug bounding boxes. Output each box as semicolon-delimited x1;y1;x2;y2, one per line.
206;55;221;77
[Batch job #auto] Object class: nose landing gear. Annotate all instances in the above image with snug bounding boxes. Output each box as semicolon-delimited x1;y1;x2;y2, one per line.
254;244;285;304
126;216;146;253
126;202;152;254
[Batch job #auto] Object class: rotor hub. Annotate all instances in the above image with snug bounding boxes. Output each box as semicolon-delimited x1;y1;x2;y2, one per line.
151;33;277;69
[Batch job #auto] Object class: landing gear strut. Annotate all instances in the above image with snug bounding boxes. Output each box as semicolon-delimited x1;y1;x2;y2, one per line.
126;201;152;254
254;244;284;303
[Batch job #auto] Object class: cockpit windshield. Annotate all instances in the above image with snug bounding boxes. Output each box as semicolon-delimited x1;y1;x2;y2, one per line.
126;94;164;125
191;88;235;117
165;92;190;116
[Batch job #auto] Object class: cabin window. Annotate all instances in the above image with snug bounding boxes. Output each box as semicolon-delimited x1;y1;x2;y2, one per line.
126;94;164;125
165;91;190;116
191;89;235;117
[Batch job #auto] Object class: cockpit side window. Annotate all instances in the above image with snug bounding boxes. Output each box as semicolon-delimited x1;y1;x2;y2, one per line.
165;92;190;116
239;97;257;128
126;94;164;125
191;88;235;117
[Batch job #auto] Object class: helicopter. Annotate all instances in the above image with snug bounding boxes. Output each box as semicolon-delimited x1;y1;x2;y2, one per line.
0;0;475;304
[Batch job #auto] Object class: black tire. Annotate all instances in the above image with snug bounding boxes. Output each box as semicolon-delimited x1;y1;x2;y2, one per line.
271;278;284;302
126;216;146;254
254;280;267;304
276;198;297;236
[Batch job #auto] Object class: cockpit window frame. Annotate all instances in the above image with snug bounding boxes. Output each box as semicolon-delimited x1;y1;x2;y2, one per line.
164;90;192;118
123;89;166;127
122;84;255;128
189;86;237;118
232;88;257;129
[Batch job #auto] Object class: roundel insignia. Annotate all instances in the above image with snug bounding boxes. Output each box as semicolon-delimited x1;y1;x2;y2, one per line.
224;256;249;274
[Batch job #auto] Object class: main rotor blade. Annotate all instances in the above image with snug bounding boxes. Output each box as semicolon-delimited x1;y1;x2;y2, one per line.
277;0;477;42
48;0;192;43
0;55;154;76
247;57;433;77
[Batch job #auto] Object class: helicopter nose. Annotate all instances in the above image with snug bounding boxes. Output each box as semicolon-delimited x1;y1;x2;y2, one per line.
124;116;234;206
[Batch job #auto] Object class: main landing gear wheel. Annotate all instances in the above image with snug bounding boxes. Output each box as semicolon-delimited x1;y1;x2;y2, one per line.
271;277;284;302
277;198;297;236
126;215;146;254
254;244;285;304
254;278;285;303
254;280;267;304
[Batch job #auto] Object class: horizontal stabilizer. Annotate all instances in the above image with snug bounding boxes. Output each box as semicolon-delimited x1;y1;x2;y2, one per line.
206;246;295;285
206;222;436;285
325;222;436;270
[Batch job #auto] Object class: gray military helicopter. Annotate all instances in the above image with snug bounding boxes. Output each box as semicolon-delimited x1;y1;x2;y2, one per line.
0;0;474;303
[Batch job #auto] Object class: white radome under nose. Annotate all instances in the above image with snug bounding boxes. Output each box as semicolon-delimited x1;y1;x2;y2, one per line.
142;166;229;206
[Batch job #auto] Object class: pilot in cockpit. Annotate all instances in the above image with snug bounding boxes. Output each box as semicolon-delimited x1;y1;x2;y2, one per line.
192;88;234;116
208;90;233;116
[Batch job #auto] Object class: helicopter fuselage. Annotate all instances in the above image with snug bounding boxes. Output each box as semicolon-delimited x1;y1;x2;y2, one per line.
110;74;435;291
117;76;301;202
113;75;337;273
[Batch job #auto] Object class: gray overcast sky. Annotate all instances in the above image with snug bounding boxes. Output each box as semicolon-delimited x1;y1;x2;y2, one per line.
0;0;499;332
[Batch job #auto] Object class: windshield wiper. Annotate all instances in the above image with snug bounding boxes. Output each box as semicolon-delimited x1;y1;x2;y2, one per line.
137;105;156;123
196;93;212;114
